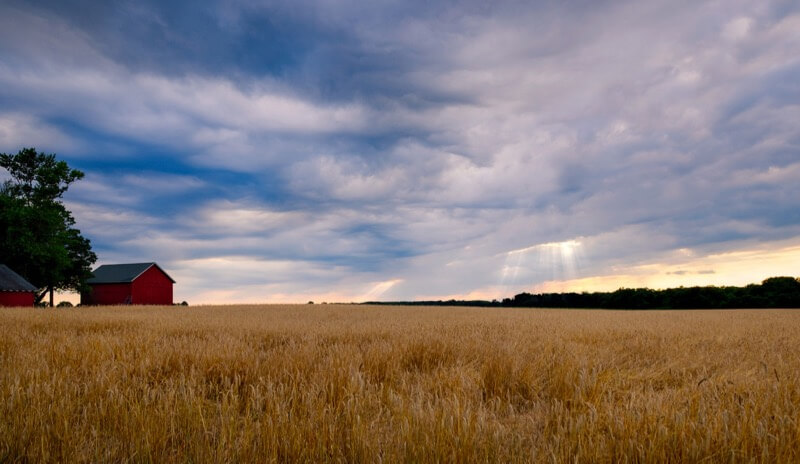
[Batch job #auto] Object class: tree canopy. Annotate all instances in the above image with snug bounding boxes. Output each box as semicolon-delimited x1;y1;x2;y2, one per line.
0;148;96;305
501;277;800;309
364;277;800;309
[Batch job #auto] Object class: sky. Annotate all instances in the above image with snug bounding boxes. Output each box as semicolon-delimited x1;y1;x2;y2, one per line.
1;0;799;304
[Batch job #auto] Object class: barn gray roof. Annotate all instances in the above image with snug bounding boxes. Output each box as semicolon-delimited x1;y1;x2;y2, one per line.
0;264;37;292
88;263;176;284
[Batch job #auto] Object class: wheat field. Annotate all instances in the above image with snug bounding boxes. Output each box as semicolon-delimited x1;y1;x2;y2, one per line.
1;305;798;462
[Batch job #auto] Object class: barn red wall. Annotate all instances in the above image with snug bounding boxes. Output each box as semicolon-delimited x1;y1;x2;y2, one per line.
130;266;173;305
82;283;132;305
0;292;35;307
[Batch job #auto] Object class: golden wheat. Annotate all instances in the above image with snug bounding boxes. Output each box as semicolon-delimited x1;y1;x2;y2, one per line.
1;305;798;462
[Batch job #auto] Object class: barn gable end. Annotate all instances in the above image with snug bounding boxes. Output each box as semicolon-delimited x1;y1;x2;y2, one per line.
131;265;174;304
82;262;175;305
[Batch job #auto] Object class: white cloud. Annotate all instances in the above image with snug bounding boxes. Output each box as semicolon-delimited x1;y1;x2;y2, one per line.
66;202;162;239
288;155;409;201
186;201;305;235
0;113;81;153
119;173;205;193
722;17;754;42
67;172;206;209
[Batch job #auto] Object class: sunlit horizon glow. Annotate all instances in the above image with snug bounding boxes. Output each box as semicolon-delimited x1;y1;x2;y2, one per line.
532;239;800;295
50;238;799;305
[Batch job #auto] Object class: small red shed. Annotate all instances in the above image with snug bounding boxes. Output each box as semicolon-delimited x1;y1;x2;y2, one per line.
0;264;37;307
81;262;175;305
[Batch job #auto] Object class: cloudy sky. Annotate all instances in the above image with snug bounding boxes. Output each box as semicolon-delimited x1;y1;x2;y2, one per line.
1;0;798;304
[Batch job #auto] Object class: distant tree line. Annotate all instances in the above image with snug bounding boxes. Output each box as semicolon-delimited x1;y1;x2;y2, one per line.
364;277;800;309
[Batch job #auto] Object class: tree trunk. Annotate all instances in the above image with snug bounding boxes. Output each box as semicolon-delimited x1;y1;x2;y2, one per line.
50;287;54;307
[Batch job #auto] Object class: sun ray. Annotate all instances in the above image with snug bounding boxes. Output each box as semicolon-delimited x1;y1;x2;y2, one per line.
500;238;585;291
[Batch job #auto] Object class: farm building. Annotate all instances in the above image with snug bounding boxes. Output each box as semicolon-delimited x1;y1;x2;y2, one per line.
0;264;37;307
81;262;175;305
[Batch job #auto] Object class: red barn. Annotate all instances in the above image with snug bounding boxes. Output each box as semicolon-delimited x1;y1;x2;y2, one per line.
81;262;175;305
0;264;37;307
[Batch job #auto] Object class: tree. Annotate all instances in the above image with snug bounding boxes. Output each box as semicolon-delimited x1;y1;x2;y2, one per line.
0;148;97;306
755;277;800;307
